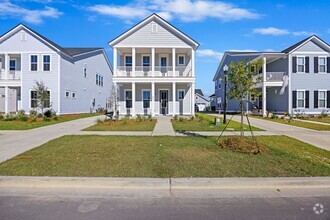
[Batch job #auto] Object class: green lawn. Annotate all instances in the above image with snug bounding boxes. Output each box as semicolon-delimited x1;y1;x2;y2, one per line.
172;113;262;131
0;113;100;130
300;117;330;124
0;135;329;177
254;116;330;131
84;119;157;131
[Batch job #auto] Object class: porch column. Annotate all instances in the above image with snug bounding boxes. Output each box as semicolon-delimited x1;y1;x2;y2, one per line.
132;82;136;117
4;54;9;79
151;82;155;116
132;47;136;77
172;48;176;77
151;48;155;77
113;48;117;77
113;82;117;115
4;86;9;114
191;49;195;77
172;82;176;116
262;56;267;117
191;83;195;115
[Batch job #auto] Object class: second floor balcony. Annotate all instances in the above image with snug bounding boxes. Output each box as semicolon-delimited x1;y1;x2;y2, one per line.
0;53;22;81
117;65;192;77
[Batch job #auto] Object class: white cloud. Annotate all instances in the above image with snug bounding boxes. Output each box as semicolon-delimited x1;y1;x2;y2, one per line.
0;1;62;24
87;0;260;22
196;49;223;60
253;27;315;37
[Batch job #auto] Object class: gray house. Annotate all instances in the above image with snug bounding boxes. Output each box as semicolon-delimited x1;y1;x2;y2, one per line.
195;89;210;111
213;35;330;116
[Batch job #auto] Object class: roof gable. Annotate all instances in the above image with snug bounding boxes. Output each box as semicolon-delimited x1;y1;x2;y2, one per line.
282;35;330;53
109;13;199;50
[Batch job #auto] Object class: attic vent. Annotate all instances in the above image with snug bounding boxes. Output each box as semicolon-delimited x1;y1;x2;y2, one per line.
20;31;26;41
151;24;158;33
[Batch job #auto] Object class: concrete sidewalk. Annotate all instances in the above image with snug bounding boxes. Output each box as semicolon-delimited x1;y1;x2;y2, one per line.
209;114;330;151
0;116;101;163
152;116;176;136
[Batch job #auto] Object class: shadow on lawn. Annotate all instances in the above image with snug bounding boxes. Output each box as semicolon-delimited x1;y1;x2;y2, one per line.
177;130;208;138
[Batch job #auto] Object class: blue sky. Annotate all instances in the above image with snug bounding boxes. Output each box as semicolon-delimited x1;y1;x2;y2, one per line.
1;0;330;96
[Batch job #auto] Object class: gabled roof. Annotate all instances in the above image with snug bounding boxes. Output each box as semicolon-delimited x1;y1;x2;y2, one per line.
108;13;199;50
0;24;104;57
195;92;210;102
209;93;216;98
195;89;204;96
281;35;330;53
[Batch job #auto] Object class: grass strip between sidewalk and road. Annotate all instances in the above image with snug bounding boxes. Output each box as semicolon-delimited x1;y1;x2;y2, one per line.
0;135;329;178
84;119;157;131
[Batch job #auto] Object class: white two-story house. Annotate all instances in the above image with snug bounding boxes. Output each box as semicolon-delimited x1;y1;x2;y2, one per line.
0;24;113;115
109;14;199;116
213;35;330;116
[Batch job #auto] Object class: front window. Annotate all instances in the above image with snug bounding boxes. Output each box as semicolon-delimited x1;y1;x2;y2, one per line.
125;56;132;67
9;60;16;71
297;91;305;108
178;55;185;65
43;55;50;71
178;90;184;100
96;74;99;85
30;55;38;71
125;90;132;108
297;57;305;73
31;90;50;108
142;56;150;67
318;91;326;108
143;90;150;108
319;57;326;73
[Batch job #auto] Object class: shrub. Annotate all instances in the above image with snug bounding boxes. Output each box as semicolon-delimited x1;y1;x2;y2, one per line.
52;115;59;121
17;110;26;117
189;116;195;121
0;114;4;120
174;115;179;121
18;115;28;122
178;117;184;122
123;115;130;124
43;109;52;118
320;110;328;118
147;114;152;121
29;109;38;118
114;114;119;121
270;114;276;119
30;116;37;122
97;107;105;114
43;116;51;122
136;114;142;122
96;117;104;123
4;114;16;121
37;113;43;118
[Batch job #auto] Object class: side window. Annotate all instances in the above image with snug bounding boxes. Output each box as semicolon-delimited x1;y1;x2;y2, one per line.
319;57;326;73
297;57;305;73
30;91;38;108
178;90;185;100
125;90;132;108
30;55;38;71
43;55;50;71
65;91;70;98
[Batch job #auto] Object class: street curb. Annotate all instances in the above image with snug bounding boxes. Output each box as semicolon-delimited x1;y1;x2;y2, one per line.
1;176;330;190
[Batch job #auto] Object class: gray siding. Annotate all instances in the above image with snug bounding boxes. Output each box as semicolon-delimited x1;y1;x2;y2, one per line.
295;41;326;53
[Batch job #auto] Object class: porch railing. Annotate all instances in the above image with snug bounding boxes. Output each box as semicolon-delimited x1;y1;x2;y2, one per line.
0;69;21;80
116;66;192;77
253;71;287;82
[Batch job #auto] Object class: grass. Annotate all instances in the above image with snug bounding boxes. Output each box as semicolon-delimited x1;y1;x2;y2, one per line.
0;113;100;130
254;116;330;131
0;135;329;177
84;119;157;131
300;117;330;124
172;113;262;132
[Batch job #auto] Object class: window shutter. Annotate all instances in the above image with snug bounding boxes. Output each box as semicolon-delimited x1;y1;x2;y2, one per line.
305;91;309;108
327;91;330;108
314;57;318;73
292;57;297;73
327;57;330;73
314;91;318;108
292;91;297;108
305;57;309;73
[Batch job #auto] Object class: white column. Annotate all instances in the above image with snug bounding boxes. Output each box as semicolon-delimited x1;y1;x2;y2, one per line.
172;82;176;116
191;49;195;77
113;48;117;77
172;48;176;77
151;82;155;116
4;54;10;79
262;56;267;117
132;82;136;117
151;48;155;77
113;82;117;115
4;86;9;114
132;47;136;77
191;83;195;115
288;54;292;115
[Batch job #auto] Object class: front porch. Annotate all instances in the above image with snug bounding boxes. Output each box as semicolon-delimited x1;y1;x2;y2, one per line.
115;82;195;116
0;86;21;114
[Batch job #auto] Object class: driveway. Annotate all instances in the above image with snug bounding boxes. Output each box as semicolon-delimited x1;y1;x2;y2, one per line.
211;114;330;151
0;116;101;163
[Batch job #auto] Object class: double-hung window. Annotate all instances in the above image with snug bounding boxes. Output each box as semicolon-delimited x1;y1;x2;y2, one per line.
125;56;132;67
297;57;305;73
30;91;38;108
43;55;50;71
297;91;305;108
143;90;150;108
319;57;326;73
125;90;132;108
178;90;185;101
96;74;99;85
9;59;16;71
30;55;38;71
178;55;185;65
318;91;326;108
142;56;150;67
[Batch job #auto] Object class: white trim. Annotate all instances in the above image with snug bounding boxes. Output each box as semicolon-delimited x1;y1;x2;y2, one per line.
317;89;327;109
177;54;185;66
141;89;151;109
57;53;61;114
151;23;158;33
29;54;38;71
318;56;327;74
159;54;169;66
292;51;329;55
9;58;17;71
178;89;185;101
29;89;51;109
158;88;170;115
296;89;306;109
288;36;330;54
114;45;192;49
124;89;132;109
42;54;51;71
296;56;305;73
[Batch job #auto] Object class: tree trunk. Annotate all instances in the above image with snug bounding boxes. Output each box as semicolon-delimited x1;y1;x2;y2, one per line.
240;101;244;137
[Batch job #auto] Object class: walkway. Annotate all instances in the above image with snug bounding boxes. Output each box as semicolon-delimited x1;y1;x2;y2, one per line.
152;116;176;136
210;114;330;151
0;116;101;163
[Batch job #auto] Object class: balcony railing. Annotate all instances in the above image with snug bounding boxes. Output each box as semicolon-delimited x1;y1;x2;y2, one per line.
253;72;287;82
0;69;21;80
116;66;192;77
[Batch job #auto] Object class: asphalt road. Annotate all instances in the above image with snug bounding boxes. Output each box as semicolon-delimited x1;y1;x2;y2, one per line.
0;188;329;220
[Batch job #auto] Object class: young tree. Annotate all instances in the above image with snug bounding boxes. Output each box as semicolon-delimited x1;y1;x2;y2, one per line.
33;81;50;114
109;85;119;115
227;59;263;137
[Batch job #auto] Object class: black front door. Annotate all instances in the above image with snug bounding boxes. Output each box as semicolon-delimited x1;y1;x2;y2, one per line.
160;90;168;115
